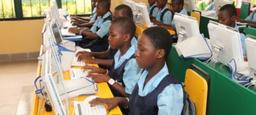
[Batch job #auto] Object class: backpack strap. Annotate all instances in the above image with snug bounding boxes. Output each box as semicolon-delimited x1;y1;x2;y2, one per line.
96;14;112;31
150;5;157;16
160;8;169;22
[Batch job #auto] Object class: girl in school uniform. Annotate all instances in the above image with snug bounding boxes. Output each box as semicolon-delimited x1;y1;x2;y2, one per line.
89;27;184;115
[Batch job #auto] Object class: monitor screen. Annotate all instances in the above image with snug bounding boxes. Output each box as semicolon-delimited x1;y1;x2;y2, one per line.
208;21;244;66
42;49;68;115
51;22;63;44
173;13;201;43
134;3;153;27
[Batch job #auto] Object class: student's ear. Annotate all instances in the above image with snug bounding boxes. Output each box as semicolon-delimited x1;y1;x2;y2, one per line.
231;16;237;22
155;49;165;59
123;34;130;42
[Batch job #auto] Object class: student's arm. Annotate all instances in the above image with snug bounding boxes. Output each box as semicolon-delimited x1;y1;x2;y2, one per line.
78;22;94;27
68;27;98;39
152;11;175;30
157;84;184;115
85;20;111;40
88;73;127;97
77;48;113;62
90;58;113;67
239;19;256;27
89;97;128;111
91;48;112;58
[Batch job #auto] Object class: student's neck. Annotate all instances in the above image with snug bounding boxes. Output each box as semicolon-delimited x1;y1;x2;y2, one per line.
149;3;154;7
159;6;165;10
119;42;131;56
100;10;109;17
144;60;165;85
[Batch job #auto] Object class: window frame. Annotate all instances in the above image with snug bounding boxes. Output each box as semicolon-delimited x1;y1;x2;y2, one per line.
0;0;91;21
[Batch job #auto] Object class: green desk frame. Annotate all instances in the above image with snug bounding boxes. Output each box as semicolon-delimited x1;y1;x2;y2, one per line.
167;46;256;115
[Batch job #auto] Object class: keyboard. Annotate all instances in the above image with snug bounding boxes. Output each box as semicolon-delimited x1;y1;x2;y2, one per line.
72;56;86;67
74;96;107;115
71;47;91;67
70;68;89;80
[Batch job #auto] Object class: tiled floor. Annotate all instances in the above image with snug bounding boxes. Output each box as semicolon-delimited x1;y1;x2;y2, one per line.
0;60;37;115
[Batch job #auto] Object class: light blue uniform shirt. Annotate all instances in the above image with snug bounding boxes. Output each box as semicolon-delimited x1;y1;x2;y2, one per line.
89;7;97;23
136;63;184;115
148;3;158;18
155;6;173;25
171;8;188;27
114;44;140;94
131;36;138;49
90;11;112;39
235;24;247;58
245;11;256;21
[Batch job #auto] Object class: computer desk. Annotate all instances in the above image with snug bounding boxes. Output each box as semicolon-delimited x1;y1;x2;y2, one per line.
135;24;176;37
167;45;256;115
31;61;122;115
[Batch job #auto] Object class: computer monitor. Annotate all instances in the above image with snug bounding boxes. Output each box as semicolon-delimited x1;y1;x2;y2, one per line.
50;0;63;28
42;50;69;115
50;21;63;45
246;37;256;75
208;21;244;66
214;0;233;13
173;13;201;43
123;0;136;10
134;3;153;27
184;0;196;12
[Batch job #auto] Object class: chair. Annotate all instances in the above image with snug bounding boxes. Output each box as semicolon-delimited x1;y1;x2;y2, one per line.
184;67;208;115
240;2;251;19
244;26;256;37
191;10;201;24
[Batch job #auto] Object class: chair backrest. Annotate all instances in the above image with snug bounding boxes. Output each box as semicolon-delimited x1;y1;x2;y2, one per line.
244;26;256;37
240;2;251;19
184;68;208;115
190;10;201;24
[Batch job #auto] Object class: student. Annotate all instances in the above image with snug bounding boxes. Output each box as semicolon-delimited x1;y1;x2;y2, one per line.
238;11;256;27
148;0;158;18
169;0;188;26
151;0;173;27
218;4;247;58
89;27;184;115
71;0;99;27
84;17;140;97
152;0;187;30
76;4;137;68
69;0;111;52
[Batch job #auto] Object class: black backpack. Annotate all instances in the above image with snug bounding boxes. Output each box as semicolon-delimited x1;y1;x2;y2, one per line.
181;86;196;115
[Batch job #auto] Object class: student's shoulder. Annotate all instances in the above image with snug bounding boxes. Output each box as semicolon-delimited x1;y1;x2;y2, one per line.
158;83;183;98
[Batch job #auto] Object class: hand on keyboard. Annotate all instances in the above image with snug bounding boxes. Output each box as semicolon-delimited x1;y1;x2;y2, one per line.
82;65;106;74
87;73;110;83
89;97;121;111
76;51;92;61
74;96;107;115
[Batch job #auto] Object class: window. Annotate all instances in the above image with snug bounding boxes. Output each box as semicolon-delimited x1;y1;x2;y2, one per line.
22;0;51;17
0;0;92;20
0;0;15;18
62;0;92;15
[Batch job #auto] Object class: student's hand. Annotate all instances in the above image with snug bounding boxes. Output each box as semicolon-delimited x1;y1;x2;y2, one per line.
89;98;120;111
84;57;96;64
151;19;161;25
68;27;79;34
82;65;106;74
150;16;156;21
76;51;92;61
87;73;110;83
